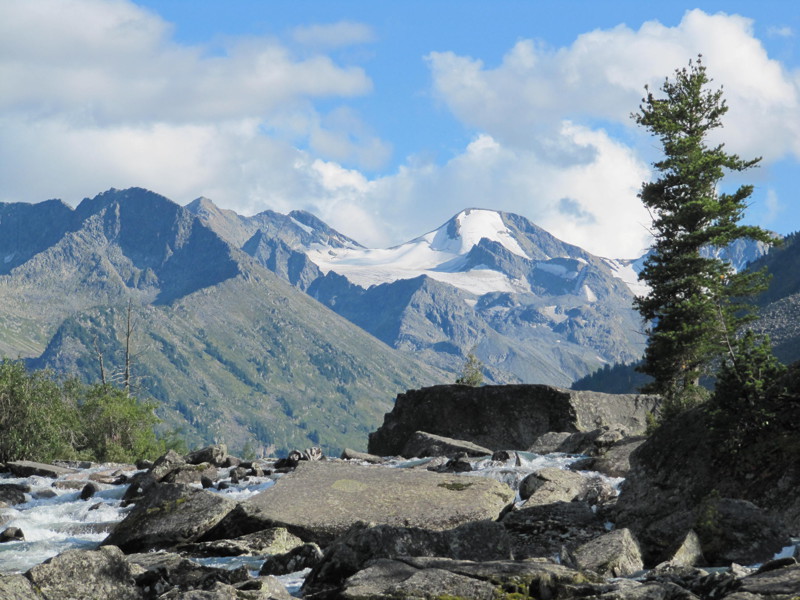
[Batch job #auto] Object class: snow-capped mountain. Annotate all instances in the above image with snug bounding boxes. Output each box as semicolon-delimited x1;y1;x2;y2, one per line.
307;209;532;295
200;205;646;386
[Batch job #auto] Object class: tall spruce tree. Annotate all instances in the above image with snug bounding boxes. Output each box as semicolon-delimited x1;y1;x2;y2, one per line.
633;57;775;415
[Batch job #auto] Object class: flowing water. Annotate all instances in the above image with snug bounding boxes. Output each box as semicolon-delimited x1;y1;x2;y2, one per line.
1;453;794;587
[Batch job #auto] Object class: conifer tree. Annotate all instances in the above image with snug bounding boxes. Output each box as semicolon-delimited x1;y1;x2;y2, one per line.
632;57;775;415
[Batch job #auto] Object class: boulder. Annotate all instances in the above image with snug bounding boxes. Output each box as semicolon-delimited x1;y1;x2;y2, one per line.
102;483;236;553
161;463;218;486
401;431;493;458
0;573;40;600
0;483;27;505
528;431;573;454
368;384;659;455
148;450;187;482
26;545;141;600
80;482;100;501
501;501;607;559
185;444;229;467
0;527;25;543
304;520;512;594
260;543;324;576
5;461;77;478
519;467;589;505
340;559;496;600
737;563;800;598
127;551;249;596
334;556;596;600
202;460;514;546
178;527;303;557
572;436;647;478
572;528;644;578
662;530;705;568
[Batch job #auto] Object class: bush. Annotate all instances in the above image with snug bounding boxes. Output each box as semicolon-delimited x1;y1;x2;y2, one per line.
78;384;163;462
0;360;180;463
0;360;79;463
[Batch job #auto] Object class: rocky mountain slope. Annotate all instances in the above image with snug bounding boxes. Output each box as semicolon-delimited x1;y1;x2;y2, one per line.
0;188;444;454
195;203;647;386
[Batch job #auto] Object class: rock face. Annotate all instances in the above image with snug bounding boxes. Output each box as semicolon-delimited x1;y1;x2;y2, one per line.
205;460;514;546
368;384;659;456
615;406;797;566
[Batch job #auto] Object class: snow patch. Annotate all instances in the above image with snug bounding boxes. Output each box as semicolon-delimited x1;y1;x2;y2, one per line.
290;217;313;235
603;257;649;297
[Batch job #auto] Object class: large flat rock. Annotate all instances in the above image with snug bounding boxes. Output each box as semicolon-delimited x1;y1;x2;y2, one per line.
215;461;514;546
368;384;660;456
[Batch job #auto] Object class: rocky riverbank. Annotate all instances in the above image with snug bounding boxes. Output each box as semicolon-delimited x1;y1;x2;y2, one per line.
1;383;798;599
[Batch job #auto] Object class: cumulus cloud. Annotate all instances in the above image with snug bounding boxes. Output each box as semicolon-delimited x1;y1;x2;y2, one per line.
0;0;383;205
427;10;800;162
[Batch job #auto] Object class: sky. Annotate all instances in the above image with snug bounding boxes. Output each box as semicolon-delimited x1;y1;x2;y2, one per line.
1;1;799;259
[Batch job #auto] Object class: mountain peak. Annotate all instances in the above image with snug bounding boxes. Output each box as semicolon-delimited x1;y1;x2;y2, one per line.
427;208;529;259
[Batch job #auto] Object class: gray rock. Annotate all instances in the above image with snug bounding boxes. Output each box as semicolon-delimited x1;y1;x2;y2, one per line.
340;448;385;463
0;527;25;543
575;436;647;477
736;563;800;598
368;384;659;455
573;528;644;578
260;543;323;576
80;482;100;500
0;483;27;505
103;483;236;553
185;444;229;467
662;530;705;568
343;556;596;600
341;559;497;600
304;520;512;594
401;431;493;459
501;501;606;559
204;460;514;546
128;551;249;596
5;461;77;478
519;467;589;505
528;431;573;454
26;545;141;600
180;527;303;557
0;573;42;599
148;450;187;482
161;463;218;486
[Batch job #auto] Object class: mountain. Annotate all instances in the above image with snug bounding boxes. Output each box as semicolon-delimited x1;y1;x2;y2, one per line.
751;231;800;363
0;188;444;454
201;205;647;386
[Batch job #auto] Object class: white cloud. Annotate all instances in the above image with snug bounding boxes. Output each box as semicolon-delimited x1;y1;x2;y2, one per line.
426;9;800;162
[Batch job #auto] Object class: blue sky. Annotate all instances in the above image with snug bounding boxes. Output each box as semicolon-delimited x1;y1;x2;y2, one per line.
1;1;799;258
